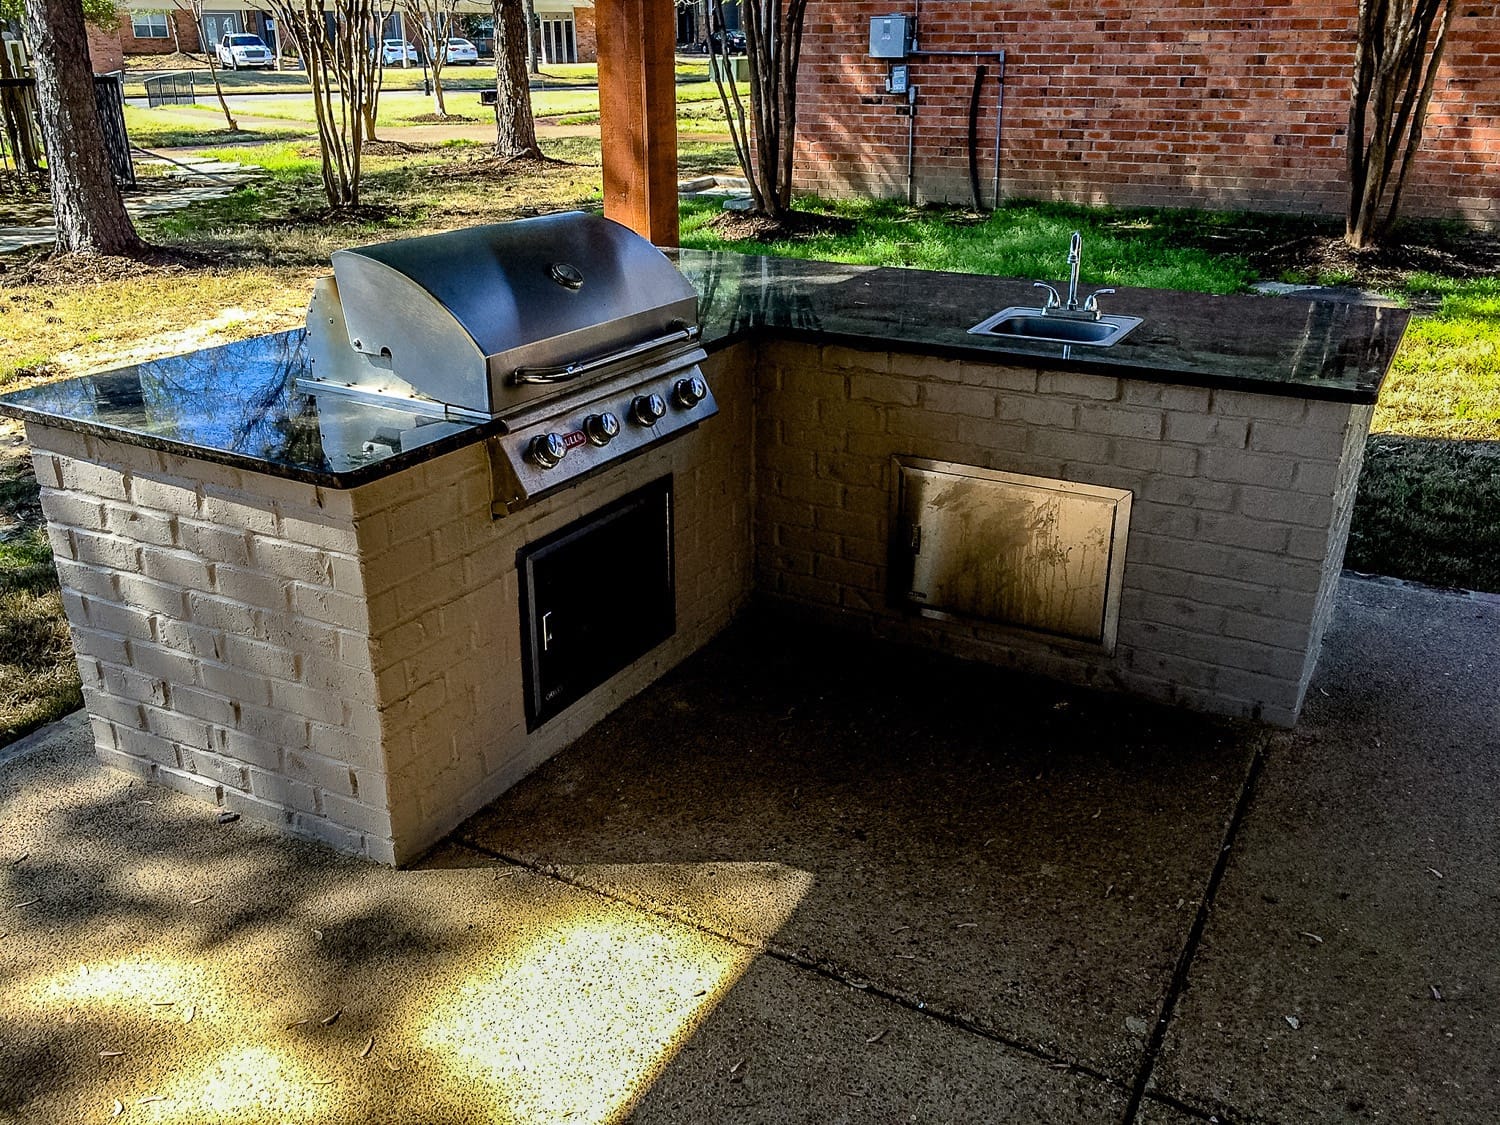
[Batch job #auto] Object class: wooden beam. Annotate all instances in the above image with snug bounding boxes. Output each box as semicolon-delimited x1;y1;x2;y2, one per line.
595;0;679;245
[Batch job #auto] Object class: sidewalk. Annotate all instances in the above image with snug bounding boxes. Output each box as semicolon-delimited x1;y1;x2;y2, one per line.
1;572;1495;1123
0;156;262;255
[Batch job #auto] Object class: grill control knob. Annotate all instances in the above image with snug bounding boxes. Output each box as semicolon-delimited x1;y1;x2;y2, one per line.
673;375;709;409
526;433;568;470
630;393;667;426
584;411;621;447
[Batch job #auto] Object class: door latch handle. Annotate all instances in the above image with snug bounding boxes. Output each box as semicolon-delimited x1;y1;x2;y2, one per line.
541;610;554;652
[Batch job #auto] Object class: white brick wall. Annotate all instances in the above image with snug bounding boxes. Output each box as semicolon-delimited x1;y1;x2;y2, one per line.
27;345;755;864
753;344;1368;727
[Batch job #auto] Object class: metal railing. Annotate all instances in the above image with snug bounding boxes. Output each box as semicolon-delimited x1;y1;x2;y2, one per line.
0;77;43;175
142;71;198;108
0;73;134;186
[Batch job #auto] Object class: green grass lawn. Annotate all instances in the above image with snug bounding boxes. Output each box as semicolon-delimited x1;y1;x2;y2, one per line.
121;58;711;98
1373;275;1500;441
682;196;1257;292
1345;436;1500;592
122;81;727;145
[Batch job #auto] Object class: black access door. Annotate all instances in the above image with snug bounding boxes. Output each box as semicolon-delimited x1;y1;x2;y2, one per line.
519;477;675;730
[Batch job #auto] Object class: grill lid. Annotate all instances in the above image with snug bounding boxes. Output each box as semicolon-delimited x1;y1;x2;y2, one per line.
312;211;700;416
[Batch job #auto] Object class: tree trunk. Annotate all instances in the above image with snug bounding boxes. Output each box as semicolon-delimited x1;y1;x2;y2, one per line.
23;0;146;256
1345;0;1453;249
524;0;539;74
193;2;241;133
493;0;541;158
710;0;808;221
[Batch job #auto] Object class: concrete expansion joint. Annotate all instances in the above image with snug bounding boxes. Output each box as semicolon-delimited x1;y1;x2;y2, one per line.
455;836;1190;1110
762;939;1120;1089
452;838;780;957
1118;733;1272;1125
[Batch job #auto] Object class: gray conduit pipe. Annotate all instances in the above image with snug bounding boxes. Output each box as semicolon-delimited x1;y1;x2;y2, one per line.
907;49;1006;211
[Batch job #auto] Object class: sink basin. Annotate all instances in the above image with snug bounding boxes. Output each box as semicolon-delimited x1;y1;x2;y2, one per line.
969;307;1143;347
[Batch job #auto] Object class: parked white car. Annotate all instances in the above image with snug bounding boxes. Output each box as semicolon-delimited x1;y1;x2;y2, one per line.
216;33;273;70
442;38;479;65
381;39;417;65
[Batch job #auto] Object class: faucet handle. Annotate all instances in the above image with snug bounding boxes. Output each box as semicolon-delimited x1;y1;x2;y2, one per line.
1082;288;1115;314
1032;282;1062;310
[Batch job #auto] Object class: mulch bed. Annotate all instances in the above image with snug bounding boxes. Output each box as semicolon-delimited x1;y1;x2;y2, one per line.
404;113;482;124
0;246;213;288
1247;226;1500;292
707;208;858;241
421;151;568;179
284;202;401;224
361;139;447;157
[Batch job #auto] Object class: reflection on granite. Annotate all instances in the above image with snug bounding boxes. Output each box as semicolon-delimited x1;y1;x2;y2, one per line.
0;251;1408;488
0;332;488;485
673;251;1408;399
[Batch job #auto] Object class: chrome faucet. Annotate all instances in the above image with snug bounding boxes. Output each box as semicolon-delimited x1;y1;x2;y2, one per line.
1035;231;1114;320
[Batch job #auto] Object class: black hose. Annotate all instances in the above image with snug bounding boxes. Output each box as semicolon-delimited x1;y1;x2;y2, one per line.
967;64;987;211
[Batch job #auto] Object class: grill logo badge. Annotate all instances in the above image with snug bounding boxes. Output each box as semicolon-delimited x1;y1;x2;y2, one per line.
561;431;588;450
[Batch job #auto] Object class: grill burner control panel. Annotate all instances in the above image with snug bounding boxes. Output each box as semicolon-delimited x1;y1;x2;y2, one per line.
488;352;717;516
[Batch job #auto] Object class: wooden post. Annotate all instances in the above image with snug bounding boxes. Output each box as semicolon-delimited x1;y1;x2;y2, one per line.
595;0;679;246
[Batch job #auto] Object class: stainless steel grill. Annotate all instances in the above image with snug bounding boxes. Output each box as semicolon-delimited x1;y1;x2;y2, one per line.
301;211;717;513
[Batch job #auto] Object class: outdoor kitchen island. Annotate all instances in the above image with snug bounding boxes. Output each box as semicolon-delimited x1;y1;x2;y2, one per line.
0;249;1408;864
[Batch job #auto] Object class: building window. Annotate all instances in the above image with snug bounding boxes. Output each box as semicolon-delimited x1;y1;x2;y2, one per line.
540;18;576;64
130;11;171;39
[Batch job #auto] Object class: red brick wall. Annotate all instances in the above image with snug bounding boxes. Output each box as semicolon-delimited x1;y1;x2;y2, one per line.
86;23;123;73
795;1;1500;227
118;10;202;57
574;6;597;63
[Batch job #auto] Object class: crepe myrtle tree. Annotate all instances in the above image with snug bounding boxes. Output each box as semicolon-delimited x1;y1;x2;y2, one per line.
266;0;382;209
1346;0;1456;249
18;0;148;255
707;0;810;222
170;0;238;132
408;0;460;118
361;0;399;139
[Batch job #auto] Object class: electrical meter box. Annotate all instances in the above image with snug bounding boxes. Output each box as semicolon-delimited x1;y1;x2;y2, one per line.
869;15;912;59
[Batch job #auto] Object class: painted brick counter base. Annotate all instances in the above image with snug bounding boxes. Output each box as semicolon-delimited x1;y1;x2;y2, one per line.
30;347;753;864
27;339;1370;861
756;342;1371;727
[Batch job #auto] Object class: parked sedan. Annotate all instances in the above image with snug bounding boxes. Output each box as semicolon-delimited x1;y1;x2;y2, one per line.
381;39;417;65
216;33;273;70
709;29;747;55
442;38;479;65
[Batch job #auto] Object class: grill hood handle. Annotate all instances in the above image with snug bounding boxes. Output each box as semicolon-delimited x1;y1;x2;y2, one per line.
511;324;701;385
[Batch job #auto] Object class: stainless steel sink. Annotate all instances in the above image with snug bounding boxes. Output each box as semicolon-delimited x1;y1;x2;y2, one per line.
969;306;1143;347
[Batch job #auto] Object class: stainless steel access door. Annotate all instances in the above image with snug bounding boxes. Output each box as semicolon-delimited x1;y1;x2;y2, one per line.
891;458;1132;651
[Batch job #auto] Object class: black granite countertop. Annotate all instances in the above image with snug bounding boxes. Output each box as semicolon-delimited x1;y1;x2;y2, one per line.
0;250;1408;488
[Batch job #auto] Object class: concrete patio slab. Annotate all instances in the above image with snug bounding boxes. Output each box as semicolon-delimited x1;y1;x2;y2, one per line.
0;723;780;1123
1152;576;1500;1123
458;621;1265;1082
3;572;1496;1124
629;953;1129;1123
